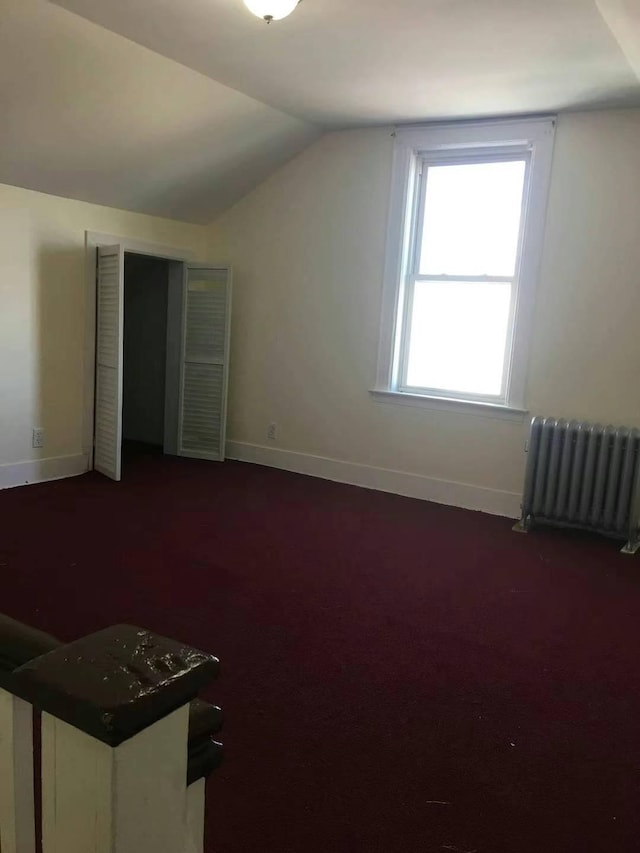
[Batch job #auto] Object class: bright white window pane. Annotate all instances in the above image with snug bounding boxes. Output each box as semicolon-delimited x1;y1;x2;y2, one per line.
419;160;526;277
405;281;511;396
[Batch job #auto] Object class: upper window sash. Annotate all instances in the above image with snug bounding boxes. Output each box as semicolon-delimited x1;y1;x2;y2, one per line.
412;274;514;282
419;148;531;167
409;150;531;281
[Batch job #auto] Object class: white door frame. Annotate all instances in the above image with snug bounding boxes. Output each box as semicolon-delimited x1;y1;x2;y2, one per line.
83;232;196;468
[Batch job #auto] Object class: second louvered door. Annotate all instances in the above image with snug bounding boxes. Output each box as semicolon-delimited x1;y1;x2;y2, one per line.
94;245;124;480
178;265;232;461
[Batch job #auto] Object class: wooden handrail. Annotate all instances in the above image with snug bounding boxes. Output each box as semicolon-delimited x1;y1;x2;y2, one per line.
0;613;60;671
187;737;224;786
188;697;224;742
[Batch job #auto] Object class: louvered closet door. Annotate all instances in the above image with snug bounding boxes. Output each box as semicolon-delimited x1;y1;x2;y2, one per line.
94;245;124;480
178;266;232;461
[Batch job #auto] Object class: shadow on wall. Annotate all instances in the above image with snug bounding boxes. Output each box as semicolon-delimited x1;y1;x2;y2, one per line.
35;243;86;461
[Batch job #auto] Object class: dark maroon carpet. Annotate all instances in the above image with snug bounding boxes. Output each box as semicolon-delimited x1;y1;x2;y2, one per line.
2;452;640;852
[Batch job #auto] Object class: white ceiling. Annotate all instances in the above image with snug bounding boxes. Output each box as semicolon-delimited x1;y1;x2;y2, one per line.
50;0;640;125
2;0;640;223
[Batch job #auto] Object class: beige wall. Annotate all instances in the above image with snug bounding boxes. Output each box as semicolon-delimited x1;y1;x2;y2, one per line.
0;183;207;485
209;109;640;512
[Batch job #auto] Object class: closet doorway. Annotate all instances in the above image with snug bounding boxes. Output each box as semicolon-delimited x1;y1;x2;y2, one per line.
93;244;231;482
123;254;170;454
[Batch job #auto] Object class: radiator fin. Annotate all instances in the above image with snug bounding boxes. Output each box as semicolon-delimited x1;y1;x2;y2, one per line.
520;416;640;551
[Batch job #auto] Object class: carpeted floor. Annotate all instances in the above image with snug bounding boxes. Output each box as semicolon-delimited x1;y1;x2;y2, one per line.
2;451;640;852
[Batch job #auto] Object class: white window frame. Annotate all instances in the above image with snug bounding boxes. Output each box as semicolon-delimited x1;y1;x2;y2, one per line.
372;117;556;421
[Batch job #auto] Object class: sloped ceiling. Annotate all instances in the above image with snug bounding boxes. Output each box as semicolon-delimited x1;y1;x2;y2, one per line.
50;0;640;125
0;1;320;223
3;0;640;223
596;0;640;80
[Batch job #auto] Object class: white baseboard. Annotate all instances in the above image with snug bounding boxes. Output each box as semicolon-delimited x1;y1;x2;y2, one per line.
0;453;90;490
0;444;521;518
226;441;521;518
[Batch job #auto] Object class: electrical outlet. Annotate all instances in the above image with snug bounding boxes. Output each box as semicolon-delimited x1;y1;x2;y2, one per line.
267;422;277;441
32;427;45;449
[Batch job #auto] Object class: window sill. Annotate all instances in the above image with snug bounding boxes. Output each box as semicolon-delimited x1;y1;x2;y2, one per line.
369;389;529;422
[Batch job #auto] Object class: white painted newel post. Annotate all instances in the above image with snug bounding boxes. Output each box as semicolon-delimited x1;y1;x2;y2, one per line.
2;623;221;853
0;688;35;853
41;706;191;853
185;779;207;853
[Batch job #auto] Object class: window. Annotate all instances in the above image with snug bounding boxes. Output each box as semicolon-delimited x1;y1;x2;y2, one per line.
374;118;555;417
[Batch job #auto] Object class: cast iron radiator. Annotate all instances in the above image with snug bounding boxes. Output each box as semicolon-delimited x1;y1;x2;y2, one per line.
515;416;640;553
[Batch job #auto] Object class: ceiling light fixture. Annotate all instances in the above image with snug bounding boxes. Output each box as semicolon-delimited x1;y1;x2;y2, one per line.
243;0;300;23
